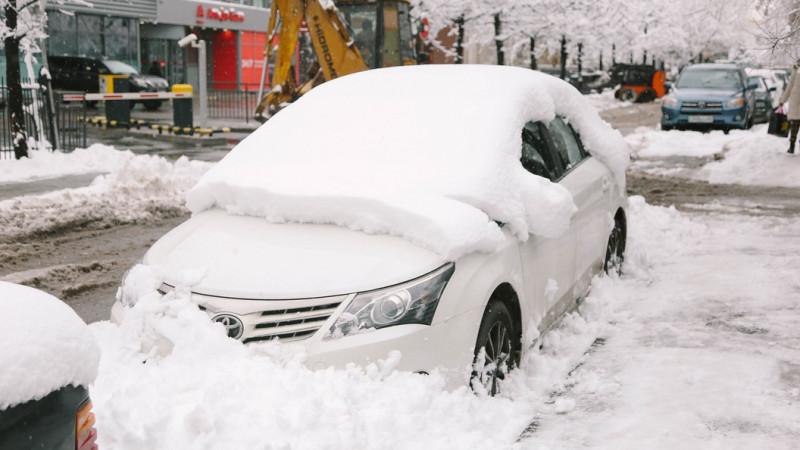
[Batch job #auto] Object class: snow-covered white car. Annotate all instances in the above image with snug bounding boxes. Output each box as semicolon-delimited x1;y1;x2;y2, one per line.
112;65;629;394
0;282;100;450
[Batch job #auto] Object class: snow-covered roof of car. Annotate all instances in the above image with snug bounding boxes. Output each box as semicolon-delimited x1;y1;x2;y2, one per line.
0;281;100;409
187;65;629;260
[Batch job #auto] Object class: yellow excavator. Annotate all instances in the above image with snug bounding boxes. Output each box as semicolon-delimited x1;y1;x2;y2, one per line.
254;0;417;120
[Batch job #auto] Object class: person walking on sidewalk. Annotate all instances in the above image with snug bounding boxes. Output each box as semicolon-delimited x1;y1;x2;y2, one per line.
779;60;800;154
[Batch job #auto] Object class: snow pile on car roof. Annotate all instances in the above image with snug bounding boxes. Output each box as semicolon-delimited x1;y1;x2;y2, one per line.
0;282;100;409
187;65;629;260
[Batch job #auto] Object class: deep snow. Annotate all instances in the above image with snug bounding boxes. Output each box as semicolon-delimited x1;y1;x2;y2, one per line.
0;115;799;448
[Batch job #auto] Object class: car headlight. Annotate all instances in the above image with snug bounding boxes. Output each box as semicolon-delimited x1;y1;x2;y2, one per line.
662;96;679;108
326;262;455;339
726;96;744;108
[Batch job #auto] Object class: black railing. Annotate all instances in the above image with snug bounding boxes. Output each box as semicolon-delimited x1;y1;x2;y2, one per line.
0;77;54;159
54;93;87;152
203;88;260;123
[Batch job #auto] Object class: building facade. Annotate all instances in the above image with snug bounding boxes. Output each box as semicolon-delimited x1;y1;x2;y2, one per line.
45;0;271;92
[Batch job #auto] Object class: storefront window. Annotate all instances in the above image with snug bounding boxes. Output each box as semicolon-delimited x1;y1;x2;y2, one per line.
78;15;103;57
104;18;136;65
46;12;138;68
47;11;78;56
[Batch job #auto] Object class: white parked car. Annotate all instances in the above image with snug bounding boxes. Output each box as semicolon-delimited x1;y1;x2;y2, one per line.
746;68;783;107
113;65;629;394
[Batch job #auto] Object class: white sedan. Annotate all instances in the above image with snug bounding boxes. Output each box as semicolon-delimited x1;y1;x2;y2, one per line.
113;65;629;394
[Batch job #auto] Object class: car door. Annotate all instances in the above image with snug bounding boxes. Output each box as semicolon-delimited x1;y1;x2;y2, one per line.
545;117;613;297
518;121;577;332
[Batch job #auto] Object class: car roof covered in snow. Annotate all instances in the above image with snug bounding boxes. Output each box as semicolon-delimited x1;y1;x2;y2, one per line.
186;64;629;260
0;281;100;409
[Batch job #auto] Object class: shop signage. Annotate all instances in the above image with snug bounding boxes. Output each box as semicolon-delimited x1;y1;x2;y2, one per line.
195;5;245;25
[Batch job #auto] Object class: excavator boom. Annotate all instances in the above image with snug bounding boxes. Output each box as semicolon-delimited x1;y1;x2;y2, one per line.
255;0;367;119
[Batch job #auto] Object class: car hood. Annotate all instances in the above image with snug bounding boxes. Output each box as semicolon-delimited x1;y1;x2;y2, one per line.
144;209;446;299
671;88;740;101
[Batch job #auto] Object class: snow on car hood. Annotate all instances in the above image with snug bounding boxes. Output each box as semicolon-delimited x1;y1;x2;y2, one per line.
0;281;99;409
145;209;445;298
186;65;629;260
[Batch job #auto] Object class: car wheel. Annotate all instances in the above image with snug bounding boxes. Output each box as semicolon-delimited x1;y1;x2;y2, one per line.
662;124;673;131
471;300;517;396
619;88;638;103
143;100;163;111
86;101;97;109
604;217;626;275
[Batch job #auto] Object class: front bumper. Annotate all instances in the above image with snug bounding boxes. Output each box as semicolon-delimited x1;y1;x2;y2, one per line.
110;294;483;389
661;104;748;130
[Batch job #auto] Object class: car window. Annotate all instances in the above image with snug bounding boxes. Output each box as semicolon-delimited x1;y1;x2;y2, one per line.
677;68;742;90
520;121;557;180
546;117;585;171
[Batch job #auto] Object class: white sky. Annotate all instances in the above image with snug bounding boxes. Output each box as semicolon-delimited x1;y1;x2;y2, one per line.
1;104;799;448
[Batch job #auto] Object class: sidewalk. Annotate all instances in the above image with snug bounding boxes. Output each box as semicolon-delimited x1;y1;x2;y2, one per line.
82;102;261;157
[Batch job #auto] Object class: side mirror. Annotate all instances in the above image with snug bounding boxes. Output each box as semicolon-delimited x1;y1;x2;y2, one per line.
663;81;672;91
769;86;777;92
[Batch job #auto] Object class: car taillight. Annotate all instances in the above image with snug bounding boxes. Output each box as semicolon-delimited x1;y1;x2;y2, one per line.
76;399;98;450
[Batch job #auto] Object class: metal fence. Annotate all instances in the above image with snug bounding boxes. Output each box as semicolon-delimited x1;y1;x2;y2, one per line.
0;79;86;159
0;77;53;160
204;88;260;123
55;93;87;152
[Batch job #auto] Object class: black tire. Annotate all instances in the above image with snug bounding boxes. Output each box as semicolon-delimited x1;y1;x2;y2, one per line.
619;88;638;103
143;100;163;111
662;124;673;131
638;89;657;103
604;217;626;275
471;301;517;396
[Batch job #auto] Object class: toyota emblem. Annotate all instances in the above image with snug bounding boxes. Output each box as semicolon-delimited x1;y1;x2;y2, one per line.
213;314;244;339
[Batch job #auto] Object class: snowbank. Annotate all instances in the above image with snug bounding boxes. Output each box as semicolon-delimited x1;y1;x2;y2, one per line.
626;125;800;187
187;65;629;260
0;281;99;409
0;147;212;241
0;144;131;183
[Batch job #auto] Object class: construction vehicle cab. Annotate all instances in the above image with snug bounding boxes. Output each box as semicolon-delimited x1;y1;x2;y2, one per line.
610;64;667;103
255;0;416;120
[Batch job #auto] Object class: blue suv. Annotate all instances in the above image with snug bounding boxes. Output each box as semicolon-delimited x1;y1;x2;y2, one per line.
661;63;758;133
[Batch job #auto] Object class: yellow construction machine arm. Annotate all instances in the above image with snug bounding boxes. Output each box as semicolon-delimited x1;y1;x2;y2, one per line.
255;0;368;119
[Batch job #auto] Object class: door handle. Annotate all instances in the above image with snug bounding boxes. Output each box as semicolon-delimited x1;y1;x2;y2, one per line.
602;176;611;193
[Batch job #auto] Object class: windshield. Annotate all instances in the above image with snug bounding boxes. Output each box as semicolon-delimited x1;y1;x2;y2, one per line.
677;69;742;90
103;60;139;76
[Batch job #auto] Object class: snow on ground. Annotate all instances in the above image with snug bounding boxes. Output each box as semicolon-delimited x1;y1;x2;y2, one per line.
626;124;800;187
2;113;799;448
0;144;132;183
85;194;800;449
0;145;212;240
584;89;632;112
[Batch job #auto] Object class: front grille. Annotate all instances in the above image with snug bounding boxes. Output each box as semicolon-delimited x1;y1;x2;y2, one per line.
159;282;346;343
245;301;342;343
681;101;723;109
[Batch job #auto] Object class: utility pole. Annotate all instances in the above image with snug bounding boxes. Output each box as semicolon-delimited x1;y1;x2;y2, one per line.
4;0;29;159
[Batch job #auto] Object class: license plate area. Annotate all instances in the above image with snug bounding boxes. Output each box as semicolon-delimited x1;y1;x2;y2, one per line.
688;115;714;124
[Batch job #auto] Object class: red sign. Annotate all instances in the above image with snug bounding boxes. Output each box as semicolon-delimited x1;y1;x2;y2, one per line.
196;4;245;25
